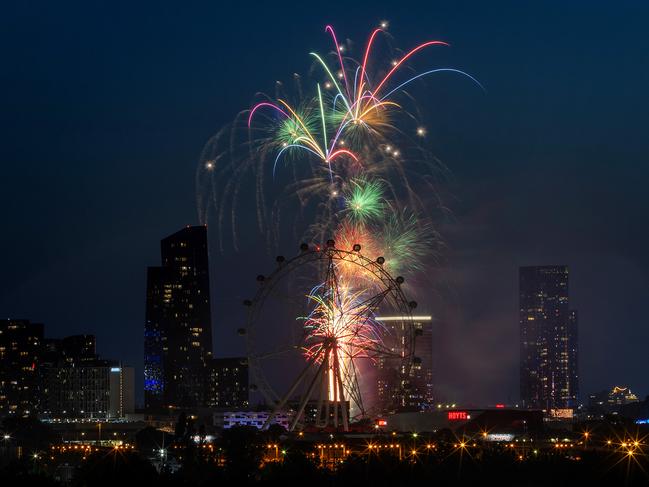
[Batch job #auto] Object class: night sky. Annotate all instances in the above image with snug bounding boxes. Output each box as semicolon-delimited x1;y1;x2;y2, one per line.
1;1;648;406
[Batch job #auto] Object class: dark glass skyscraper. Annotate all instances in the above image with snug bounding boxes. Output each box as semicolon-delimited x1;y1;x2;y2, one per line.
0;319;43;417
519;266;579;410
144;226;213;409
408;317;434;410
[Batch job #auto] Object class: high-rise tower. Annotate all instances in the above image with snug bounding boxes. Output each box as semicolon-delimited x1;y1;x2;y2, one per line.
144;226;213;409
375;315;434;412
0;319;44;417
519;266;579;410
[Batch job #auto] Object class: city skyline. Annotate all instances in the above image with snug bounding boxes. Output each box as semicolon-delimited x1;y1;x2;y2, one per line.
1;3;648;483
3;225;639;410
1;2;648;407
0;319;135;419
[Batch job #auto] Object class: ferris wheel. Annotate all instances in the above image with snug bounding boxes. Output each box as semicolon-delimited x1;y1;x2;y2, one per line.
239;239;417;431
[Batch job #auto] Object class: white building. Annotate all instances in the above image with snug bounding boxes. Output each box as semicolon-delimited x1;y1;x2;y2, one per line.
214;411;293;430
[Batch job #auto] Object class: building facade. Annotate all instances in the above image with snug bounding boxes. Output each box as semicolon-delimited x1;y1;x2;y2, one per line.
407;316;434;410
215;411;293;430
41;362;134;419
519;265;579;410
1;320;135;420
144;225;213;409
0;319;44;417
207;358;249;409
375;315;434;413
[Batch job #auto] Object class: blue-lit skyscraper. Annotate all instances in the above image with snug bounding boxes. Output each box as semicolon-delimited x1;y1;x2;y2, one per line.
144;226;213;409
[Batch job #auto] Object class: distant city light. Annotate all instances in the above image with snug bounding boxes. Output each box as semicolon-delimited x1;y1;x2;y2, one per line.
485;433;515;442
448;411;468;421
375;315;432;321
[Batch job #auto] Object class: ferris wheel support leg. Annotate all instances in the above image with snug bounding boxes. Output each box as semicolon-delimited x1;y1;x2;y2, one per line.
334;353;349;432
289;352;330;432
323;381;331;429
348;360;364;419
332;355;339;429
261;347;323;430
315;353;329;428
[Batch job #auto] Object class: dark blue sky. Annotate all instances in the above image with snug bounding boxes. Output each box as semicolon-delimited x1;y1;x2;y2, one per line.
1;1;648;406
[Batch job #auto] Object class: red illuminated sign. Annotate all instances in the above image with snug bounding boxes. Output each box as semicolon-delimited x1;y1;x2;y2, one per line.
495;404;505;408
447;411;468;421
376;419;388;427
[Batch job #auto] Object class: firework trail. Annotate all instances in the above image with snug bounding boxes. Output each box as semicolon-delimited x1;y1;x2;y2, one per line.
198;24;481;256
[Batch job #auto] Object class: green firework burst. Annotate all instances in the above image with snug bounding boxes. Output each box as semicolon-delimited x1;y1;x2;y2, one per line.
276;109;317;146
344;179;385;224
381;209;435;274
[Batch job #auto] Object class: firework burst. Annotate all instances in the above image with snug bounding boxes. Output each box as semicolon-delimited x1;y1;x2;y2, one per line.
344;178;385;224
198;24;481;422
301;284;386;363
198;25;480;252
300;278;390;404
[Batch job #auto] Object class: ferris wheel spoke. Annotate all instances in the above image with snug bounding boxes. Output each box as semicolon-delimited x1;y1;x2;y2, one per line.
271;290;311;306
349;288;391;313
345;371;364;415
336;359;364;416
330;290;392;333
349;342;401;358
262;345;326;430
252;345;300;360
